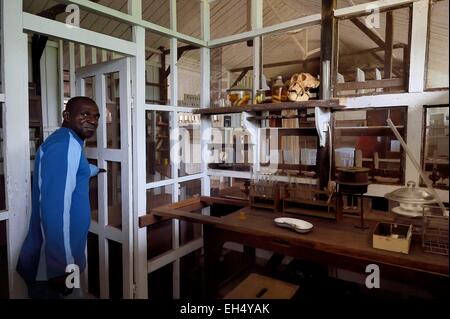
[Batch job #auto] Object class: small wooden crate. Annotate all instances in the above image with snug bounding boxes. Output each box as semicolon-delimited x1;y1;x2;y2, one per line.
224;273;299;299
282;184;336;219
373;222;412;254
249;182;279;212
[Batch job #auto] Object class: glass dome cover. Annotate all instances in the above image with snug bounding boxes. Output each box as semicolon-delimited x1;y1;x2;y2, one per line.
385;181;437;205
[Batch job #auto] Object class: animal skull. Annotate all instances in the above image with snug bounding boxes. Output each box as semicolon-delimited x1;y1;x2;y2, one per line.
287;73;320;102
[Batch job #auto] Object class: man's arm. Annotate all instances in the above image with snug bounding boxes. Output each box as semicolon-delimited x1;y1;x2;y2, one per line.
39;136;81;281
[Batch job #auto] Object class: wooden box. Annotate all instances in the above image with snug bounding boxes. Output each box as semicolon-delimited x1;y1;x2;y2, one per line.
373;222;412;254
224;273;299;299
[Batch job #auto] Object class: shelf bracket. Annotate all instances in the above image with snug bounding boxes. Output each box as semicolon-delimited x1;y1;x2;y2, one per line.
315;107;330;147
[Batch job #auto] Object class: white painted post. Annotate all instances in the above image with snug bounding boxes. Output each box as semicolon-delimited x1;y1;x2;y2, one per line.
92;47;97;64
169;0;180;299
375;68;382;93
248;0;263;172
94;67;110;299
129;0;148;299
69;42;76;97
408;0;429;93
40;42;61;139
80;44;86;67
405;105;423;184
200;0;211;197
1;0;30;298
102;49;108;62
356;67;366;95
58;40;65;122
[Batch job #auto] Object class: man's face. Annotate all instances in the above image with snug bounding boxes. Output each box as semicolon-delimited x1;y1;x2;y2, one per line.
64;102;100;140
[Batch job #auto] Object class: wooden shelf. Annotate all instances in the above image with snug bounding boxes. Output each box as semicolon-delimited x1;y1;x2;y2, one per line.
424;159;449;165
194;100;343;115
335;125;404;136
284;198;330;207
283;206;335;219
247;114;315;121
207;143;254;150
362;157;401;163
260;127;319;136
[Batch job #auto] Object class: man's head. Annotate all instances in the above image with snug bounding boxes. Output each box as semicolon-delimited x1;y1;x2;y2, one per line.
62;97;100;140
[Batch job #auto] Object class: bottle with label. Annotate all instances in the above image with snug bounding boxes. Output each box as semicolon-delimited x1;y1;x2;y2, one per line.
271;75;284;103
270;76;284;127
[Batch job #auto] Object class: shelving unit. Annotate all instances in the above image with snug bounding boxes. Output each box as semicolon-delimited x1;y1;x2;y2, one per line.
200;100;340;186
193;100;343;115
333;107;407;185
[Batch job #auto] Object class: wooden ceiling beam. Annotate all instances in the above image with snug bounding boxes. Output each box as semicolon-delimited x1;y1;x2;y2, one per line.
350;17;385;48
161;45;200;79
229;56;320;73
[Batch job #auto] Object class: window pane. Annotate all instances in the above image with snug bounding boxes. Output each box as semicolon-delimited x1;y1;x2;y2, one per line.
145;32;170;106
147;185;173;210
334;107;407;185
426;0;449;89
177;0;200;38
422;106;449;190
178;113;201;177
147;186;173;259
208;126;253;172
147;219;173;260
179;179;201;201
87;232;100;298
23;1;132;41
108;239;123;299
148;263;173;299
105;72;121;149
177;41;201;108
336;7;411;96
107;161;122;229
142;0;170;29
88;159;98;222
262;27;321;94
210;41;253;108
263;0;321;28
210;0;249;40
180;250;202;299
146;110;172;182
178;180;201;253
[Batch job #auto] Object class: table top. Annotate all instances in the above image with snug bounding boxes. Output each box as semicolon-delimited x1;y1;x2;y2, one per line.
220;208;448;276
148;197;449;277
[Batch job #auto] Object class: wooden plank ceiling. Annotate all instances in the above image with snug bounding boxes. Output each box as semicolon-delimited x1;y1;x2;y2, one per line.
22;0;448;83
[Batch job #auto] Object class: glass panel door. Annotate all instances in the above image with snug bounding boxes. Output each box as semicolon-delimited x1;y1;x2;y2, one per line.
76;58;132;299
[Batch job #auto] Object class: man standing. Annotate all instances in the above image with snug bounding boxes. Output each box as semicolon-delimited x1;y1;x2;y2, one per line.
17;96;101;298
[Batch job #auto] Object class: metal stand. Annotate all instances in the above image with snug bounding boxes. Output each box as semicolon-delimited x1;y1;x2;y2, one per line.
337;181;370;230
354;193;369;230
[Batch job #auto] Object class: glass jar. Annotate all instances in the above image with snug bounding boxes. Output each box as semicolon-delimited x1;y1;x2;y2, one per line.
255;90;266;104
272;76;284;103
227;89;252;107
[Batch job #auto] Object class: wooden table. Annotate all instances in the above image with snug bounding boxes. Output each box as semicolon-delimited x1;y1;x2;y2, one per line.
141;196;449;298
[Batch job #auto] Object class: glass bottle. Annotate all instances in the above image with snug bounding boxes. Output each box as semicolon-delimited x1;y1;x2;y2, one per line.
272;75;284;103
255;89;266;104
